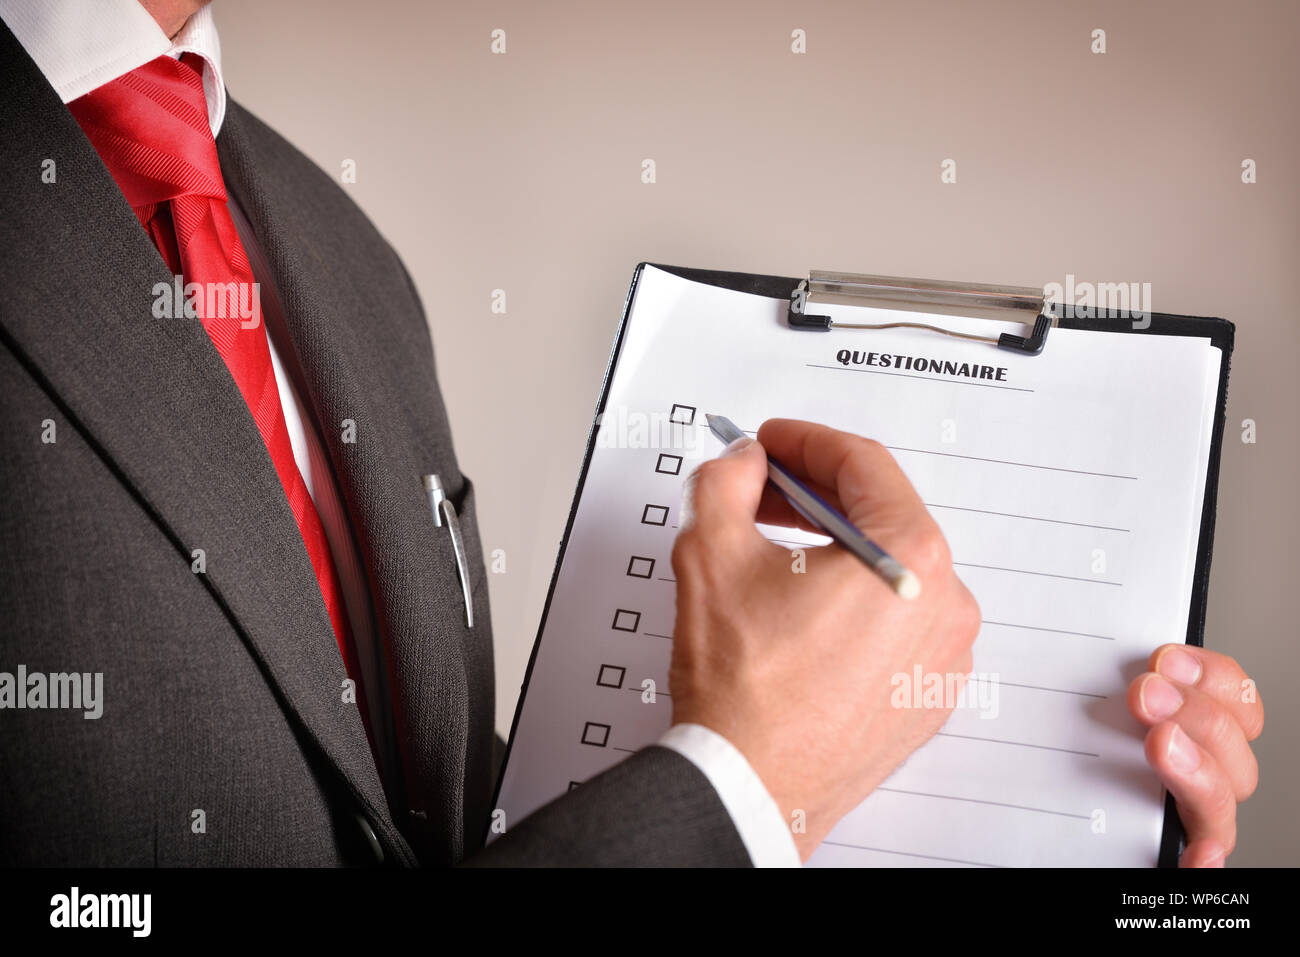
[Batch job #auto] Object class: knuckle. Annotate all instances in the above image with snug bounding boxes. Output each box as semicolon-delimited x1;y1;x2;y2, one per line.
845;436;897;482
1243;702;1264;741
672;525;745;591
1204;704;1238;752
689;458;727;488
1204;784;1238;830
1238;760;1259;803
670;529;704;574
852;435;888;461
848;435;906;480
940;609;980;665
671;525;699;555
911;523;953;576
954;591;982;645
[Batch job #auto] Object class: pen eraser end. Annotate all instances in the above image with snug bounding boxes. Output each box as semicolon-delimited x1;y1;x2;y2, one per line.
894;570;922;600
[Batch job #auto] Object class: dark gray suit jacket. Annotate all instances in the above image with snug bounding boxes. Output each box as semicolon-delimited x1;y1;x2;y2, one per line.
0;23;749;867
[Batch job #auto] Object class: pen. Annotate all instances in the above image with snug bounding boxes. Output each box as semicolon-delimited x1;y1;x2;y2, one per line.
422;473;475;627
704;414;921;600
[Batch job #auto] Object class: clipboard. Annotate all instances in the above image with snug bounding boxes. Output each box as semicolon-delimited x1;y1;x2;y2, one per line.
494;262;1234;868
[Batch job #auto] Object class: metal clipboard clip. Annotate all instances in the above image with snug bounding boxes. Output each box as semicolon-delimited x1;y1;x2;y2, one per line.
788;271;1056;356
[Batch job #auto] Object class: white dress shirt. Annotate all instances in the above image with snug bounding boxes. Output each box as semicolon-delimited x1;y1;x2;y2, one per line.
0;0;800;867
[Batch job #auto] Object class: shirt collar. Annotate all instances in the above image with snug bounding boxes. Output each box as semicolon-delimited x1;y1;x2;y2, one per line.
0;0;226;137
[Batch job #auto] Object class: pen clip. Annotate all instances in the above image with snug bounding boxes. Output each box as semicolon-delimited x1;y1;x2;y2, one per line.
422;474;474;628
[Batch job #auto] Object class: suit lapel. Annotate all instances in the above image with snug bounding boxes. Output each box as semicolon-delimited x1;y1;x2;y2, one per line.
215;102;473;862
0;24;414;865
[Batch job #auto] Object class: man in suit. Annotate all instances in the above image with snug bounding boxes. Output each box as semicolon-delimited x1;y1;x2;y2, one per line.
0;0;1261;867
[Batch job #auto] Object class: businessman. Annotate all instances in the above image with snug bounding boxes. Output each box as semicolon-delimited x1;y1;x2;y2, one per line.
0;0;1262;867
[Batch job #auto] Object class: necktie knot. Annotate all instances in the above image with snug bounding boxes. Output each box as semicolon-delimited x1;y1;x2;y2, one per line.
69;54;225;211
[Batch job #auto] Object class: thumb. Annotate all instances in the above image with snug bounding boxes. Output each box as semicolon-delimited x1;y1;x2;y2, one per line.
679;436;769;541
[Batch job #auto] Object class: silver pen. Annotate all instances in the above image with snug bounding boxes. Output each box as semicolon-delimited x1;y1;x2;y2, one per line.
705;415;921;599
422;474;474;627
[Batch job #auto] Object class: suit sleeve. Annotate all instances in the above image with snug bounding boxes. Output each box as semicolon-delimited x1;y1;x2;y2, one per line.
461;746;753;867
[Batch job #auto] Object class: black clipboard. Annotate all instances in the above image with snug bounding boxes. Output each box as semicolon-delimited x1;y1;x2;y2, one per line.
494;261;1234;868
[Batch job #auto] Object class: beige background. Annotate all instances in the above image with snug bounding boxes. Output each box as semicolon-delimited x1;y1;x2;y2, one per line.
218;0;1298;866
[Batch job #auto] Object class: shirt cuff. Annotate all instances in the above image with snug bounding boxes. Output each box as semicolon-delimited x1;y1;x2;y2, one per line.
657;722;802;868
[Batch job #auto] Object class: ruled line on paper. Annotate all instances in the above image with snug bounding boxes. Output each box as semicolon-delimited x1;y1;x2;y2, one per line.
884;445;1138;481
925;502;1130;533
874;786;1092;821
994;680;1107;700
954;561;1122;586
820;842;1002;868
935;730;1100;758
731;424;1138;478
979;619;1118;642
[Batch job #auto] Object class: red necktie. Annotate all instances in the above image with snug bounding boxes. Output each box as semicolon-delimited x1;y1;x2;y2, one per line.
68;56;363;688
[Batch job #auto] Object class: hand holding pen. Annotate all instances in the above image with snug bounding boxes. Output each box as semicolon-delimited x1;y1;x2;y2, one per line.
668;418;981;860
706;414;920;598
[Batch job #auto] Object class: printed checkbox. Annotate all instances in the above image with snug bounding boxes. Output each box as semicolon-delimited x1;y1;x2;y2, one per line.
655;453;683;475
641;504;669;526
596;664;626;689
611;609;641;632
581;721;611;748
669;403;696;426
626;556;655;579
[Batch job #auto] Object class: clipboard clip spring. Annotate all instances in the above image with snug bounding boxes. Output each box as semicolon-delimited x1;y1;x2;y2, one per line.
788;271;1055;356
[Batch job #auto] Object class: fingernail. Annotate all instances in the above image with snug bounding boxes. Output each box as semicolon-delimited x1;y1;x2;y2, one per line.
1140;674;1183;720
722;436;755;456
1156;648;1202;686
1203;844;1226;868
1166;724;1202;774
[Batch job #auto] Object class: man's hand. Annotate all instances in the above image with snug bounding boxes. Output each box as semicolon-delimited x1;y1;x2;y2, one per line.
668;418;981;860
1128;646;1264;867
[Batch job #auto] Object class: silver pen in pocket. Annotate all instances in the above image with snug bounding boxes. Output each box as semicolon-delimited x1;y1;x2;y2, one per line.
422;474;474;628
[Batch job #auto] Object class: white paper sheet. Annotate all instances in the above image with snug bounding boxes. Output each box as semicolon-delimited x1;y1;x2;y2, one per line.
496;265;1222;867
